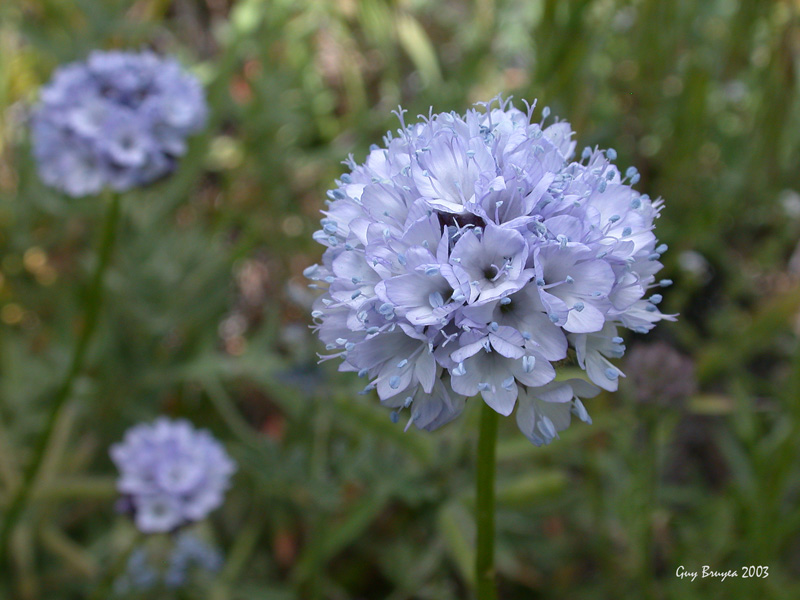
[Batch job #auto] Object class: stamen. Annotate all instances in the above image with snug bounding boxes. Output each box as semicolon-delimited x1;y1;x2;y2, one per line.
522;355;535;373
571;398;592;424
429;291;445;308
538;415;557;440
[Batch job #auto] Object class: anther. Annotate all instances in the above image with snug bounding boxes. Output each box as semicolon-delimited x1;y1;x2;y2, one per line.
428;291;444;308
522;355;535;373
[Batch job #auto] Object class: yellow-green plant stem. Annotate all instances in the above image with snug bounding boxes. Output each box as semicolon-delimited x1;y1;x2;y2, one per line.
475;402;499;600
0;192;121;562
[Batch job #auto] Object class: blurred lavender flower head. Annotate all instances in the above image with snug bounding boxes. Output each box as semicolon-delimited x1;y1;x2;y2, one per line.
164;532;223;588
31;50;207;197
306;97;675;446
111;418;235;533
114;532;222;594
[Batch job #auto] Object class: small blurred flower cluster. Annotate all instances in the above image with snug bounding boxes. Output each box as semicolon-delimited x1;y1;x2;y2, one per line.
625;341;695;407
307;97;674;445
31;50;207;197
111;418;235;533
114;532;222;595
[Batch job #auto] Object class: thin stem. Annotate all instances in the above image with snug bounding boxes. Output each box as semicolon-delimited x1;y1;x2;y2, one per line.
475;402;499;600
203;378;266;452
0;192;121;561
89;530;143;600
639;409;660;600
210;507;267;600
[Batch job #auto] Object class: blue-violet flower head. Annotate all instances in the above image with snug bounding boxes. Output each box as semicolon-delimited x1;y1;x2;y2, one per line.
306;97;675;446
110;418;235;533
31;50;207;197
114;532;222;594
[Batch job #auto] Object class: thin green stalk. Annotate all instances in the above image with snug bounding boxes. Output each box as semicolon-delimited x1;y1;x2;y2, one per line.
639;409;660;600
203;378;265;452
40;525;98;578
210;507;267;600
89;531;143;600
0;192;121;561
475;402;499;600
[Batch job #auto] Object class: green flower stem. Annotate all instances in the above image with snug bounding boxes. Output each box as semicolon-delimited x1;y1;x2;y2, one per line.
210;507;267;600
475;401;499;600
89;530;143;600
0;191;121;561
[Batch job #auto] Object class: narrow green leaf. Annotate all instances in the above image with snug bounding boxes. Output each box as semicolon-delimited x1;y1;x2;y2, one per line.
334;395;434;463
395;13;441;85
437;501;475;586
495;471;567;507
294;487;391;581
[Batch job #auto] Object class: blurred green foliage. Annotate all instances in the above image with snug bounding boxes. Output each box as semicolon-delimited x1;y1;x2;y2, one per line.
1;0;800;598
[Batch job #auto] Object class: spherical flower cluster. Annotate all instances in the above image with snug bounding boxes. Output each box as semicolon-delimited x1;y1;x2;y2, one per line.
31;50;207;197
306;98;674;446
111;418;235;533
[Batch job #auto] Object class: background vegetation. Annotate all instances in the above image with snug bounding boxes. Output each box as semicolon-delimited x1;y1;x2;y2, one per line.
1;0;799;598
